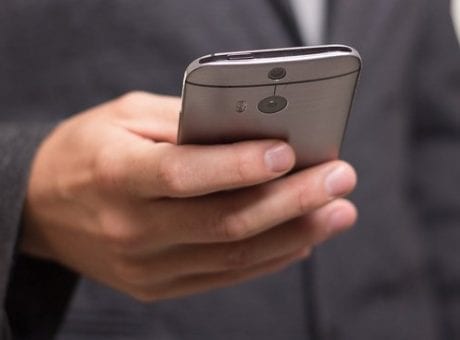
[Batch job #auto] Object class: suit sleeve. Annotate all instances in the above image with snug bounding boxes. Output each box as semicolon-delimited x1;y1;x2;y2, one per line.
411;1;460;338
0;123;77;339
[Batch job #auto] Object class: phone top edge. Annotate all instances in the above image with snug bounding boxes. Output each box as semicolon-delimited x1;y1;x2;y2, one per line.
183;45;361;88
199;45;357;64
185;45;361;76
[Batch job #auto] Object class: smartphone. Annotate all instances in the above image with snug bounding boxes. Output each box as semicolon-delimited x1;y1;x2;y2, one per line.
178;45;361;170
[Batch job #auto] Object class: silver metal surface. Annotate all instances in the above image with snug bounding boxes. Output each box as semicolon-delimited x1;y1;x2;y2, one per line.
179;45;361;169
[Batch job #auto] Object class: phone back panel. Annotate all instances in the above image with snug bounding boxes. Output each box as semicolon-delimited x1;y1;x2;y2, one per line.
179;46;361;169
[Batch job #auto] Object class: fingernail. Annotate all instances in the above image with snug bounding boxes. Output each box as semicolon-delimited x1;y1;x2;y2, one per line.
264;143;295;173
325;165;355;197
327;207;354;233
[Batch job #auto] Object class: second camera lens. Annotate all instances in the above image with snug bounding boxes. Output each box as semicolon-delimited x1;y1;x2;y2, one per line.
268;67;287;80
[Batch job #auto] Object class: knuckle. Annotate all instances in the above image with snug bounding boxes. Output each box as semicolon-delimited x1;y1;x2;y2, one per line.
224;244;254;270
214;212;250;242
117;91;149;107
114;260;148;286
300;247;313;259
156;156;186;194
93;147;128;191
113;91;153;118
234;151;253;183
295;182;318;215
98;212;143;252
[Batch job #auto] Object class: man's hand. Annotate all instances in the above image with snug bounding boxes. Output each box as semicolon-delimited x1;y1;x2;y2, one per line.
21;91;357;302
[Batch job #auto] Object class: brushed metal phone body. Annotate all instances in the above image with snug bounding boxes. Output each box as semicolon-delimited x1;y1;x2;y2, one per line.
178;45;361;169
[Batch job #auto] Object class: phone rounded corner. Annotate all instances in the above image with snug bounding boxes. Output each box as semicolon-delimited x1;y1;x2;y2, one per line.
183;55;211;83
347;46;363;70
327;44;362;70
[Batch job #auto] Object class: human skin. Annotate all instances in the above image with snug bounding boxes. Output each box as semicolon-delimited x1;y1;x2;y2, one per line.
21;91;357;302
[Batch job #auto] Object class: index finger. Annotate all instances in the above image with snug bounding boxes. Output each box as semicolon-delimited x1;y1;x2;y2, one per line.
117;139;296;198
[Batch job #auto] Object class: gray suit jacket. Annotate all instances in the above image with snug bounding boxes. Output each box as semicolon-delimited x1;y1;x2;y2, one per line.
1;0;460;339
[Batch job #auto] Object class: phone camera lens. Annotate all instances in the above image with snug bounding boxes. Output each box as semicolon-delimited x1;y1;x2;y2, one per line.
268;67;286;80
258;96;288;114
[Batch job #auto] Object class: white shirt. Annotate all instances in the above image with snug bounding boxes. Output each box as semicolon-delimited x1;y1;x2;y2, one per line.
292;0;460;46
453;0;460;43
289;0;327;45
